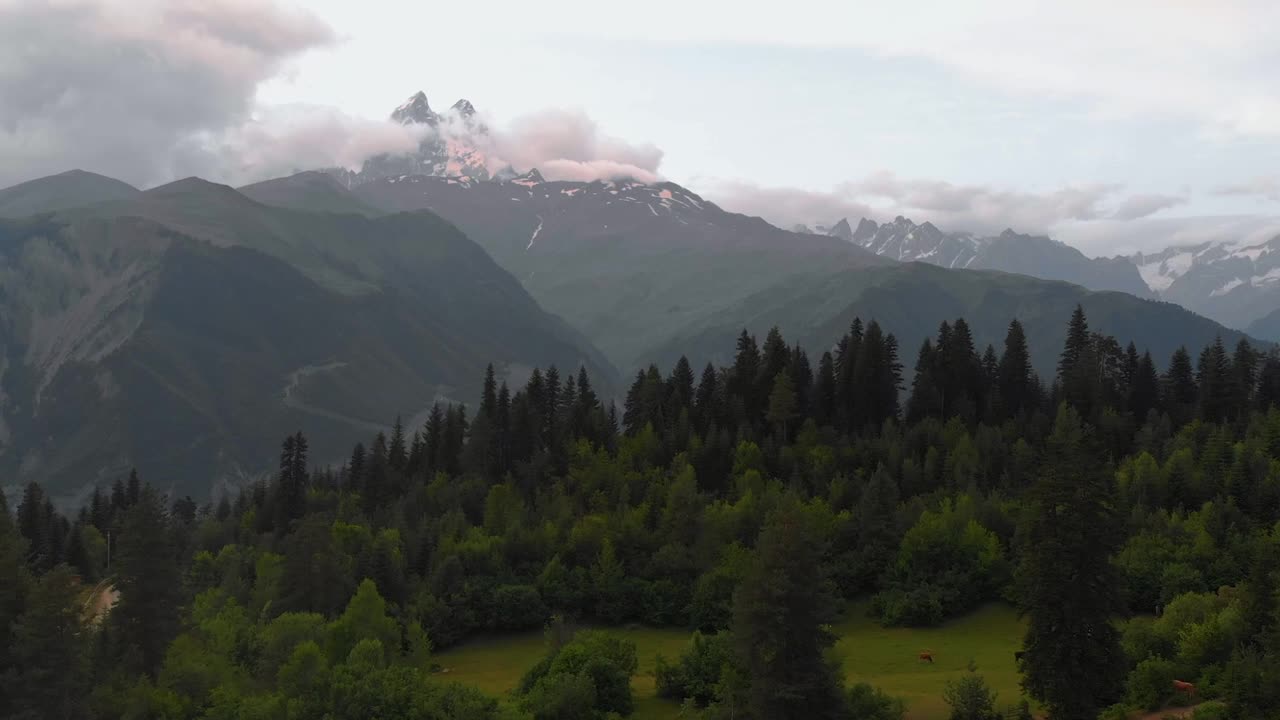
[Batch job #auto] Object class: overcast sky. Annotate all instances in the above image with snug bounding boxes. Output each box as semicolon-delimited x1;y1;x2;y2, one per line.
3;0;1280;255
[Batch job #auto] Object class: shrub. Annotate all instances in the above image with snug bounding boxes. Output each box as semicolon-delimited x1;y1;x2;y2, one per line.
654;632;732;706
1125;656;1177;712
1191;701;1229;720
943;674;1000;720
847;681;906;720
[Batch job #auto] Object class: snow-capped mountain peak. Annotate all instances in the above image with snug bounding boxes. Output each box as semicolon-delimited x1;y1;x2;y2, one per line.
392;91;439;126
451;98;476;117
793;214;1152;296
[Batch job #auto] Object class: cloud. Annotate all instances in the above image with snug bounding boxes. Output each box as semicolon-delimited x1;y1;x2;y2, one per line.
468;108;664;183
1213;176;1280;202
1109;193;1188;221
0;0;334;187
203;105;432;186
433;0;1280;138
1055;215;1280;257
702;181;875;230
704;172;1168;237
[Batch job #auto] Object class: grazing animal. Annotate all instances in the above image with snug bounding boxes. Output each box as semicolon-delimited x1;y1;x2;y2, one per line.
918;651;934;663
1014;650;1025;662
1172;680;1196;698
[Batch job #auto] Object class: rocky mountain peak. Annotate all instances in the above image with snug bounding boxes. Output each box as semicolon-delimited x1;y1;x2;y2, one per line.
451;98;476;117
828;218;854;242
391;91;439;126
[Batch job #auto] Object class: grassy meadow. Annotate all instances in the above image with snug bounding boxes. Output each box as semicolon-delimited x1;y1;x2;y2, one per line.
432;602;1028;720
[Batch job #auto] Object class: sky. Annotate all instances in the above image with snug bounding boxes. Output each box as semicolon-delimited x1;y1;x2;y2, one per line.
2;0;1280;255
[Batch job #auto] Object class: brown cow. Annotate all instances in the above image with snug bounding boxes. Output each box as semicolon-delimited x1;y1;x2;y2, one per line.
1172;680;1196;698
918;651;934;663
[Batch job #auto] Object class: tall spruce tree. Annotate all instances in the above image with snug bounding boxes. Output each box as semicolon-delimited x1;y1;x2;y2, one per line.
1017;405;1124;719
5;565;92;719
1197;336;1232;422
732;505;846;720
112;484;181;675
998;319;1034;418
1163;347;1199;425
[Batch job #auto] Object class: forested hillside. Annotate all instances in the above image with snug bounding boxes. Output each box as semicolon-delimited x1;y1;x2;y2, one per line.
4;308;1280;720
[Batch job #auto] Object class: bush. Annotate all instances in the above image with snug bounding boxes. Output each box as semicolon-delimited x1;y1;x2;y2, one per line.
1125;656;1177;712
654;632;732;706
847;682;906;720
943;674;1000;720
518;631;638;718
872;499;1008;627
491;584;548;631
1190;701;1228;720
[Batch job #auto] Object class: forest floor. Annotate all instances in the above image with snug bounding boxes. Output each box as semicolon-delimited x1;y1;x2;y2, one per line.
432;601;1027;720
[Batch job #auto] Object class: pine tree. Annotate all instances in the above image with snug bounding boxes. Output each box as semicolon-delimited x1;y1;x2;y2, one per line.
668;356;696;418
1163;347;1199;425
1017;404;1124;719
907;338;942;422
0;500;31;678
1197;336;1232;422
1130;351;1160;421
364;433;390;512
1058;305;1091;381
481;363;498;421
623;369;648;435
1232;338;1259;416
731;330;762;421
732;505;846;720
767;372;798;439
347;442;366;490
125;468;141;507
5;565;92;719
423;404;445;476
112;485;181;675
388;416;407;471
695;362;720;432
1258;352;1280;411
998;319;1034;419
789;344;814;420
814;351;837;427
17;482;54;572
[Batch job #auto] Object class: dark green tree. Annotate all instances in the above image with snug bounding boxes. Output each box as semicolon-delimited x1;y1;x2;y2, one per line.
732;505;846;720
997;319;1034;418
4;565;92;720
111;484;182;675
1017;405;1124;719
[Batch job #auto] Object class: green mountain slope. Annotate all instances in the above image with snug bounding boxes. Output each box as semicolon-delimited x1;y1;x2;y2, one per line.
354;174;890;369
0;169;139;217
238;171;381;216
653;262;1260;375
0;176;616;506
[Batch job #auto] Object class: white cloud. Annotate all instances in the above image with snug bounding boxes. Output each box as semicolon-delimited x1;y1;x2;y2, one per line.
703;173;1176;237
1213;176;1280;202
1110;194;1189;221
467;108;664;183
404;0;1280;138
0;0;335;187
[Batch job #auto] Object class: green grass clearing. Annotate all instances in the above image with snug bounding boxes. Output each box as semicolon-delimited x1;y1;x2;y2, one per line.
432;602;1028;720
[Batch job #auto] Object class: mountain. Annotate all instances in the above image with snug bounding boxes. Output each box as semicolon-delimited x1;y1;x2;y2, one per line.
0;174;614;506
238;171;380;216
331;91;492;187
798;216;1153;297
352;171;892;369
1129;235;1280;334
0;169;139;217
651;261;1257;378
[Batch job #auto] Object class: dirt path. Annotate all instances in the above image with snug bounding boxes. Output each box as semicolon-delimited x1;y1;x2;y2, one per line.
82;580;118;626
1132;704;1199;720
